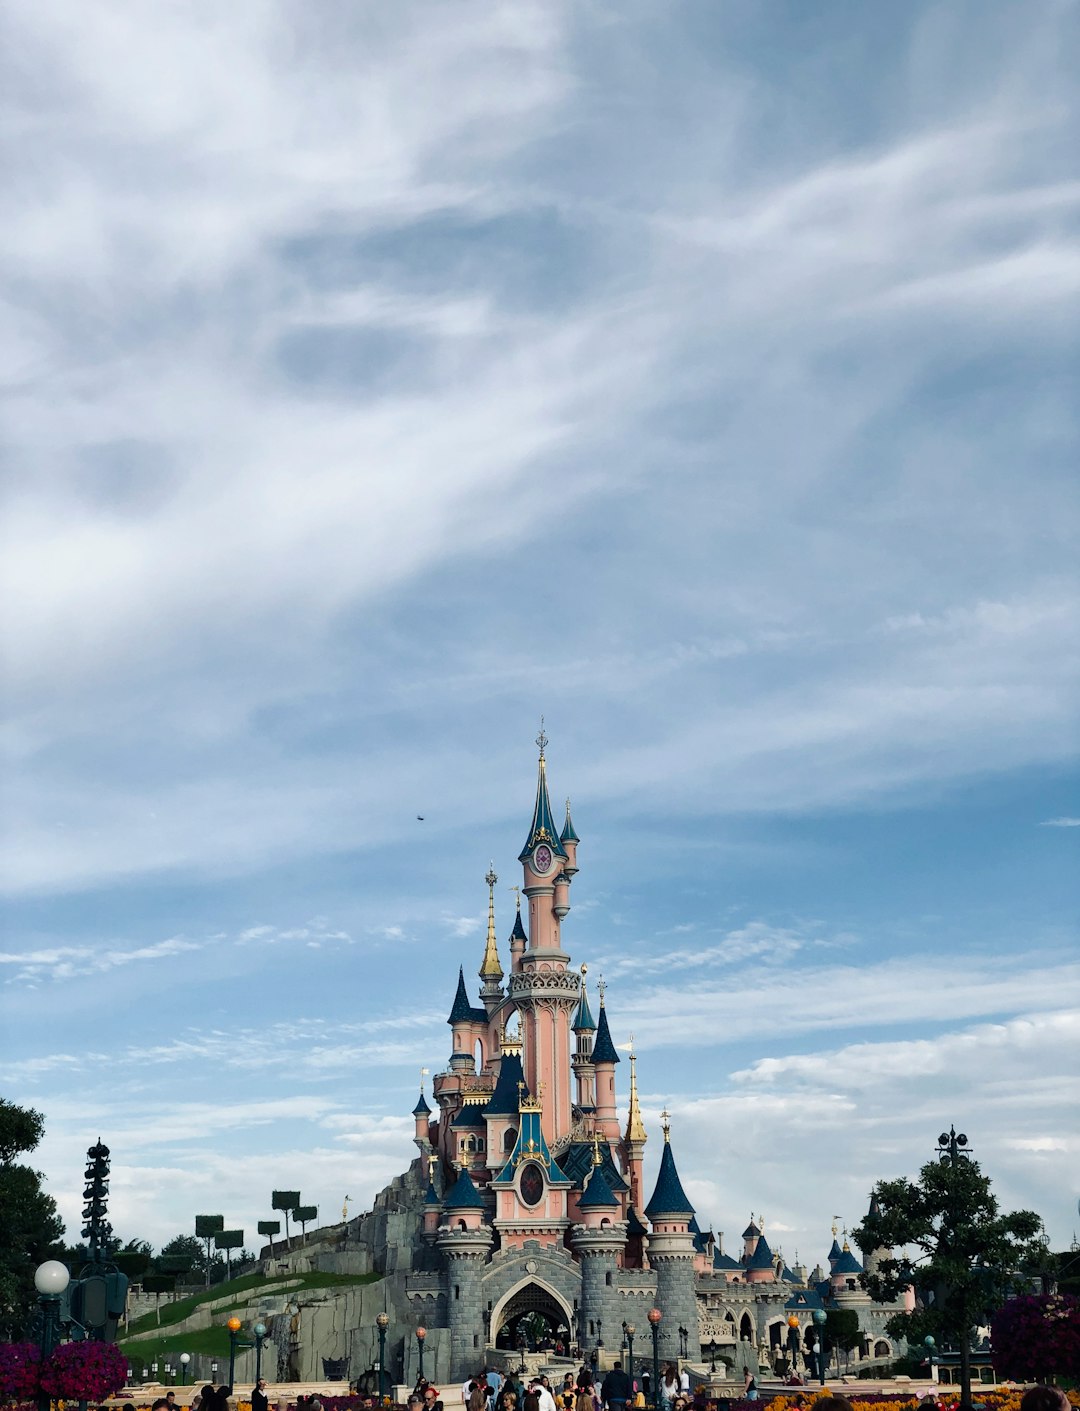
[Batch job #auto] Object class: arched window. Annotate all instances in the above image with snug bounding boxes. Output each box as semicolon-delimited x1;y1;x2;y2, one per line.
504;1127;517;1151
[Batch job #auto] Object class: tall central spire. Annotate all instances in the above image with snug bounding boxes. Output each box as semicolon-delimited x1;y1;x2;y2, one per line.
519;720;567;863
624;1045;647;1144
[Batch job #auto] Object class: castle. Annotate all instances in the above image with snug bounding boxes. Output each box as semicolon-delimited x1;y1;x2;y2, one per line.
392;733;909;1381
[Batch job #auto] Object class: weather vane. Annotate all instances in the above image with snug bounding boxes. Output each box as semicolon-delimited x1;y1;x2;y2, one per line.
509;883;521;911
536;716;548;757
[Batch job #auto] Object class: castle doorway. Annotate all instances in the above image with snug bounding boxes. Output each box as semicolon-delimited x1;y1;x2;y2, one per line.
491;1281;574;1353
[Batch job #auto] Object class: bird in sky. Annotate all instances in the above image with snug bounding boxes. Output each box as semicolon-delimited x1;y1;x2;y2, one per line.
417;815;424;821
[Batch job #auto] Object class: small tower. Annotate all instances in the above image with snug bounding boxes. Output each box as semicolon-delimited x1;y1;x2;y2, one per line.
437;1164;494;1379
854;1192;890;1278
479;866;504;1008
591;979;621;1142
644;1112;698;1363
447;967;487;1074
572;965;597;1111
507;894;527;974
560;797;580;876
412;1071;432;1153
620;1038;648;1211
745;1220;777;1284
572;1137;627;1363
827;1220;843;1272
742;1216;762;1263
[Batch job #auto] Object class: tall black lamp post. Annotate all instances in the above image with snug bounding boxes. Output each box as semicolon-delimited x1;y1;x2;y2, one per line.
708;1340;717;1374
677;1327;688;1360
625;1323;635;1378
376;1312;390;1401
34;1261;70;1411
811;1309;827;1387
227;1317;243;1391
647;1307;662;1411
253;1323;268;1383
416;1326;426;1383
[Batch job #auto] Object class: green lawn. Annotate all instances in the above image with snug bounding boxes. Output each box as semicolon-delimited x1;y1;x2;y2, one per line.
121;1324;233;1370
124;1270;381;1338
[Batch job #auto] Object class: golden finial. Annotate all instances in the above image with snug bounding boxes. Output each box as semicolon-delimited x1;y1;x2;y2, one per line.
519;1082;544;1113
427;1151;438;1181
581;962;588;977
660;1107;671;1143
536;717;548;758
342;1195;351;1222
592;1130;603;1166
480;865;503;979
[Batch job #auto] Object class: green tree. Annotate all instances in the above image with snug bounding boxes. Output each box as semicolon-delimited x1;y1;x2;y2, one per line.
825;1309;861;1372
852;1128;1044;1411
0;1098;65;1338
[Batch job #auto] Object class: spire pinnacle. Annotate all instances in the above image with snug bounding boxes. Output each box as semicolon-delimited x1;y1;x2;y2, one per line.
480;865;503;979
597;974;606;1006
519;726;567;862
536;716;548;758
592;1129;603;1166
509;884;521;912
624;1046;647;1144
660;1107;671;1143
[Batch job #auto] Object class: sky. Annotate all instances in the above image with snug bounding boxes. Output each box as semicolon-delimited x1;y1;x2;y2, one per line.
1;0;1078;1274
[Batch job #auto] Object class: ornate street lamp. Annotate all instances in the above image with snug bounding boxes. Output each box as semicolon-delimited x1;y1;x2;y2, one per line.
376;1312;390;1401
678;1327;688;1360
416;1326;426;1383
647;1308;662;1411
924;1335;937;1384
811;1309;827;1387
179;1353;191;1384
253;1323;268;1383
625;1323;636;1376
708;1340;717;1374
786;1316;800;1373
227;1317;243;1392
34;1261;70;1411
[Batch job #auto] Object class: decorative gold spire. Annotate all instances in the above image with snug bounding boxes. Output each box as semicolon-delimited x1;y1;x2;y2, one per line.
479;865;503;979
660;1107;671;1143
592;1129;604;1166
427;1151;438;1181
624;1039;647;1144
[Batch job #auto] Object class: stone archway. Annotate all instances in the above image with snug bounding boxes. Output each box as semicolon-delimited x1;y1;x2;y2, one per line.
490;1278;575;1353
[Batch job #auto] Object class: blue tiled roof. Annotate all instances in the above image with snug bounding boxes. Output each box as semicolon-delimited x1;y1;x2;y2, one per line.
591;1003;620;1065
442;1167;487;1211
713;1250;742;1271
424;1181;441;1207
485;1050;527;1116
743;1220;761;1239
832;1248;863;1275
491;1107;570;1187
412;1093;431;1116
509;910;527;944
451;1102;487;1128
828;1237;842;1263
578;1164;619;1209
785;1289;825;1311
747;1233;776;1270
644;1139;695;1219
573;983;596;1033
559;1138;628;1194
560;800;580;844
781;1266;799;1283
447;967;488;1025
626;1206;648;1238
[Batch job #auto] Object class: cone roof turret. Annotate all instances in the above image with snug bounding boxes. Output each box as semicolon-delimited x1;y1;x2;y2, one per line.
447;966;487;1025
519;728;568;862
578;1163;619;1209
442;1166;487;1211
644;1120;695;1219
591;994;620;1065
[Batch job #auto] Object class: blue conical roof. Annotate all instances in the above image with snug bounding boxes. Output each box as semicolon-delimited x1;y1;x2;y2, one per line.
442;1167;486;1211
447;966;488;1025
827;1236;842;1265
591;1002;620;1064
747;1233;775;1269
412;1092;431;1116
560;800;579;845
486;1049;527;1115
579;1164;619;1209
644;1138;695;1219
519;753;568;862
509;909;527;944
425;1180;441;1207
573;982;596;1032
832;1248;863;1275
627;1206;648;1237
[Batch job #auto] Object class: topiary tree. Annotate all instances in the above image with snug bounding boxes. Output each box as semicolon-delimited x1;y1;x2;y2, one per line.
257;1219;281;1256
293;1205;318;1243
213;1228;244;1282
272;1190;300;1246
194;1215;224;1286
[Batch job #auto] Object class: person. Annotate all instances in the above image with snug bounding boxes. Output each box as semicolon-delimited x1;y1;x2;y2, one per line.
742;1370;758;1403
679;1369;690;1398
523;1389;541;1411
532;1381;557;1411
574;1388;594;1411
423;1387;444;1411
253;1380;270;1411
1020;1391;1071;1411
561;1374;576;1409
487;1368;504;1403
408;1396;423;1411
470;1383;489;1411
500;1394;518;1411
601;1361;632;1411
151;1400;169;1411
166;1394;179;1411
660;1367;679;1408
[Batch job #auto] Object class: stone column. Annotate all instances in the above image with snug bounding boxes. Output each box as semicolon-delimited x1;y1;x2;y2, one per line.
437;1227;494;1380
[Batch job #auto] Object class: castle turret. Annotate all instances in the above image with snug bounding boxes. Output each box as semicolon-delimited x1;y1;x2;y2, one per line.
591;983;621;1142
412;1083;432;1151
508;900;527;974
560;798;579;876
742;1217;762;1263
572;966;597;1111
437;1166;493;1379
572;1139;627;1362
484;1029;525;1165
745;1226;777;1284
854;1193;890;1277
644;1113;698;1363
447;967;488;1075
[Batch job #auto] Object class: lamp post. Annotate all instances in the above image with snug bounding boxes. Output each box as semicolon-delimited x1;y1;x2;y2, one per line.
924;1336;938;1385
416;1326;426;1383
376;1312;390;1402
811;1309;827;1387
253;1323;268;1383
647;1308;662;1411
708;1340;717;1374
625;1323;635;1378
179;1353;191;1385
786;1316;800;1375
34;1261;70;1411
677;1327;688;1360
597;1318;603;1353
227;1317;243;1392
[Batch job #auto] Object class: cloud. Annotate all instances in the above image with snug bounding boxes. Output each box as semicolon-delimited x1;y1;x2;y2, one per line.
1040;817;1080;827
0;935;203;986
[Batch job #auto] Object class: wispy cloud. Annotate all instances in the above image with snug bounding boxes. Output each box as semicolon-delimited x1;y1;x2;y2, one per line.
1040;816;1080;827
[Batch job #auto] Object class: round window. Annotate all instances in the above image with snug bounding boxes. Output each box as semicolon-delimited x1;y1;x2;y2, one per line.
519;1161;545;1207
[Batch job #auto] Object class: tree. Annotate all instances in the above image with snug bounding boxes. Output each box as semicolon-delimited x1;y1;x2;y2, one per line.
825;1309;861;1372
272;1191;300;1246
852;1128;1044;1411
0;1099;65;1338
990;1293;1080;1384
